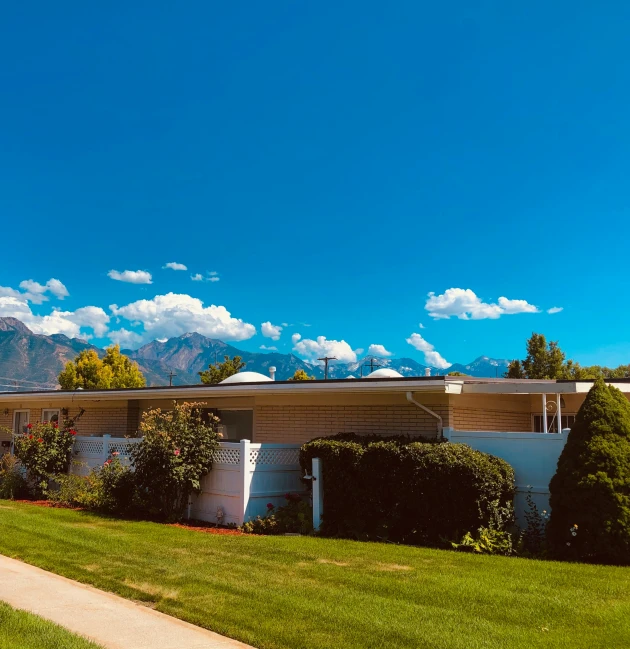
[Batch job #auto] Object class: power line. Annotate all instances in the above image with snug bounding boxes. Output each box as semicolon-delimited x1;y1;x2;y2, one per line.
0;375;57;386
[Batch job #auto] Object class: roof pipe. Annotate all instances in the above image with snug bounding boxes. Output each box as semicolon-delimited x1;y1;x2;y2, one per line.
406;391;443;439
268;366;277;381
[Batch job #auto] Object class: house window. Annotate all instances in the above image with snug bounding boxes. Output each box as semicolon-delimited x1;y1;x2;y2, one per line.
13;410;30;434
533;414;576;433
42;409;61;425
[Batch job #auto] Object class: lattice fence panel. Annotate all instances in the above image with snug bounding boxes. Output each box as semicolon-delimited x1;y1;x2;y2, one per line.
250;448;301;466
213;447;240;466
73;440;103;456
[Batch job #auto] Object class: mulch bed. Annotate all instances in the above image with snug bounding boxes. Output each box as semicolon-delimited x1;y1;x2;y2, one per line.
14;499;81;509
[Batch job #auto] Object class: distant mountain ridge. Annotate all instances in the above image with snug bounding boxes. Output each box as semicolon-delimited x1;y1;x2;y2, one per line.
0;317;511;390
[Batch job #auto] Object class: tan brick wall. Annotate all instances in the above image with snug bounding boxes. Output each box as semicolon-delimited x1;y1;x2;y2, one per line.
254;402;449;444
451;394;533;432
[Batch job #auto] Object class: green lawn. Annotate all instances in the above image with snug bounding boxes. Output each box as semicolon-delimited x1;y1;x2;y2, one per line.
0;502;629;649
0;601;103;649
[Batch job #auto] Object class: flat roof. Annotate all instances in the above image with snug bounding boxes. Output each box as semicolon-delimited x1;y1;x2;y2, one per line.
0;375;627;402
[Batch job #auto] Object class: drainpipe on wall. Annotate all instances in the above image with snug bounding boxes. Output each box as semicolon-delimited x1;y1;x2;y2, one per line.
406;391;443;439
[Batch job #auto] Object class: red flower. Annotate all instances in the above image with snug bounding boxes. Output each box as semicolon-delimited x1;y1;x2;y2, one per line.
37;438;44;443
69;429;77;436
174;449;180;456
29;435;33;440
104;459;111;466
26;423;33;429
53;422;58;428
266;503;274;510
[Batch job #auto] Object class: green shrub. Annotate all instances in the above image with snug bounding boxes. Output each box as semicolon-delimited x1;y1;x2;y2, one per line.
241;493;313;535
13;420;78;496
48;473;96;508
452;527;515;556
300;433;515;545
0;454;29;500
548;378;630;564
131;401;220;521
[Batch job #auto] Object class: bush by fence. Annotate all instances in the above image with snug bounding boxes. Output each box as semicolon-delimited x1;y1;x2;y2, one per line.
300;433;515;545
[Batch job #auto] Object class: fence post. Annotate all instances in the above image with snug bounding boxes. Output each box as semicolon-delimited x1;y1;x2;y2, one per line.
312;457;323;531
102;434;111;464
239;439;251;526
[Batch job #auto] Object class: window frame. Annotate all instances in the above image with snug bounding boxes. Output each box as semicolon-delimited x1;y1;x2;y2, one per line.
13;409;30;434
41;408;61;425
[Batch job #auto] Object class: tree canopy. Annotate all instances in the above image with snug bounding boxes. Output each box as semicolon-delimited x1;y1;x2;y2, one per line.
198;355;246;385
505;333;630;380
58;345;146;390
288;369;315;381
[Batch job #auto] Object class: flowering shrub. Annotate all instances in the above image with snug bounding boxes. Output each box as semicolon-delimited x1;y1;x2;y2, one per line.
13;419;78;495
241;493;313;535
131;402;220;521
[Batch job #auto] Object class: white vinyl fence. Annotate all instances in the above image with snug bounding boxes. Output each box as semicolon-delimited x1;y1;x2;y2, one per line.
71;437;306;526
443;427;569;524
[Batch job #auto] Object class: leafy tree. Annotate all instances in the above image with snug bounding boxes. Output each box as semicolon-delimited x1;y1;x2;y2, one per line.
505;359;525;378
505;333;565;379
198;355;246;384
58;345;145;390
288;369;315;381
447;371;468;377
548;378;630;564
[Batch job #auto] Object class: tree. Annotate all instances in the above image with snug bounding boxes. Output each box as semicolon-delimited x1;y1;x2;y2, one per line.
547;378;630;564
198;355;246;384
447;371;468;377
58;345;146;390
504;333;565;379
288;369;315;381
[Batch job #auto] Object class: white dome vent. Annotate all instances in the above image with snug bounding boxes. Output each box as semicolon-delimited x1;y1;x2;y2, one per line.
366;368;403;379
219;371;273;384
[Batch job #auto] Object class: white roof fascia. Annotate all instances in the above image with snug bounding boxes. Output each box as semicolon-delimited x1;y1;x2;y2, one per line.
0;379;449;403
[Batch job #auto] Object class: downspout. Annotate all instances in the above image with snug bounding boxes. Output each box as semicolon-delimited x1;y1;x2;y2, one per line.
406;391;443;439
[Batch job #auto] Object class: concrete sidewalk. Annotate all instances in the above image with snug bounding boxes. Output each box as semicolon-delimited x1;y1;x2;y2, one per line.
0;554;253;649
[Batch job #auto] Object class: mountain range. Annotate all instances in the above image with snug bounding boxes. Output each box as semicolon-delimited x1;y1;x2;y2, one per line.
0;317;511;390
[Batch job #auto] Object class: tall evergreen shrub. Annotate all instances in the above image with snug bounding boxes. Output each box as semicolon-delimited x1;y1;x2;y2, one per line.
548;378;630;564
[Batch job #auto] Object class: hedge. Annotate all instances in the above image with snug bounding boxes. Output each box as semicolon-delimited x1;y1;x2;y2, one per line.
300;434;515;545
548;378;630;564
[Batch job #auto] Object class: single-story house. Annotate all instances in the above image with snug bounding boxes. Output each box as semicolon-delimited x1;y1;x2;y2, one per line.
1;369;628;447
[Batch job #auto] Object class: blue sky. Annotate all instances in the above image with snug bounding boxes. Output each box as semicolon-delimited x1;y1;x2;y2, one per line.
1;1;629;368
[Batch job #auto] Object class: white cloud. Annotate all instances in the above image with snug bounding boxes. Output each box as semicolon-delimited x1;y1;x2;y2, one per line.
109;292;256;347
425;288;539;320
260;344;278;351
0;297;109;339
191;272;219;283
293;335;359;363
107;328;145;348
11;278;69;304
547;307;563;314
108;270;153;284
418;323;425;329
162;262;187;271
261;321;283;341
367;344;393;357
292;333;302;344
405;333;451;369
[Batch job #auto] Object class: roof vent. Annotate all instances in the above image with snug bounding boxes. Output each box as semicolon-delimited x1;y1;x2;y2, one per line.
269;366;277;381
424;368;431;377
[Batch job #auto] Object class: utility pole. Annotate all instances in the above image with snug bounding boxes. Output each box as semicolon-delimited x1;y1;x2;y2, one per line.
317;356;337;380
168;371;177;387
361;357;382;376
